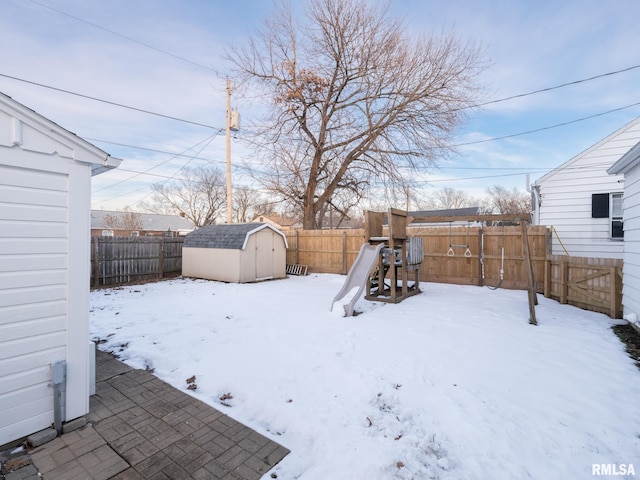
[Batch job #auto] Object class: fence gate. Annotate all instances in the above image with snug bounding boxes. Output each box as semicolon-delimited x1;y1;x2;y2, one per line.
544;255;622;318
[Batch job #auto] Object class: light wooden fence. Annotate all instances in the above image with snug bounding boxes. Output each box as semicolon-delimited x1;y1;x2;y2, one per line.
285;225;550;290
285;226;623;318
91;236;184;287
544;255;623;318
90;227;622;318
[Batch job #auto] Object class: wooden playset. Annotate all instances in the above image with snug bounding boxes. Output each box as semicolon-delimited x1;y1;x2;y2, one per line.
364;209;423;304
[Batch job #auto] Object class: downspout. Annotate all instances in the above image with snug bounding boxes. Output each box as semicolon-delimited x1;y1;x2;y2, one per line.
51;361;66;435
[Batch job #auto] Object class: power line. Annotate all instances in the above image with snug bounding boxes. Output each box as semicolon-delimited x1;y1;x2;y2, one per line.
474;64;640;108
28;0;222;76
3;67;639;148
453;101;640;147
26;0;640;112
92;134;219;194
87;136;224;163
0;73;220;129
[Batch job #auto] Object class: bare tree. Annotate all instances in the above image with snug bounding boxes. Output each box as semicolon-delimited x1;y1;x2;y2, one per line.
424;187;472;210
228;0;485;229
101;212;144;231
144;166;226;227
486;185;531;216
120;212;144;231
233;186;264;223
101;213;121;229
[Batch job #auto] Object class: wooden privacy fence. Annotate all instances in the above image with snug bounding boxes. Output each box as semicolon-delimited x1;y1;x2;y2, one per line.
285;226;623;318
91;236;184;287
544;255;623;318
285;225;550;290
89;226;622;318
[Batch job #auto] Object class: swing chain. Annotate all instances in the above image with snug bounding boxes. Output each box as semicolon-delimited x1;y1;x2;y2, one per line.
447;221;473;257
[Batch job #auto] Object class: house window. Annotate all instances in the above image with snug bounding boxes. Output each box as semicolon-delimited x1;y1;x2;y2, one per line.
101;229;114;237
611;193;623;239
591;193;623;239
130;231;139;237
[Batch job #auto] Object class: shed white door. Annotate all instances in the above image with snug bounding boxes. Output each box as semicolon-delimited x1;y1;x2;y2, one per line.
0;164;69;445
255;230;274;280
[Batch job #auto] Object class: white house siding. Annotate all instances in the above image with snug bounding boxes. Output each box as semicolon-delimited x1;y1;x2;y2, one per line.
0;92;111;446
621;165;640;320
0;162;71;444
534;118;640;258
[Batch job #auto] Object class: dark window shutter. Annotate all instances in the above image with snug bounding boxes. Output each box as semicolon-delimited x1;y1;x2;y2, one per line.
592;193;609;218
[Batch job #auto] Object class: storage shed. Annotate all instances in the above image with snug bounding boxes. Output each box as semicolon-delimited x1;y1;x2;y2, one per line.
0;91;121;446
182;223;288;283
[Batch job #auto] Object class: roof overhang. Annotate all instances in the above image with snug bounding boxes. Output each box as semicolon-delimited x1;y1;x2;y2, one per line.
608;141;640;176
91;155;123;176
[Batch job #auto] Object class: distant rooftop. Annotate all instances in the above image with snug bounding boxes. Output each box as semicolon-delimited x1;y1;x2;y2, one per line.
91;210;195;232
409;207;480;218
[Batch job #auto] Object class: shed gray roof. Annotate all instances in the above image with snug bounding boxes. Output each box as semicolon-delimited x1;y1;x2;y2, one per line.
184;223;287;250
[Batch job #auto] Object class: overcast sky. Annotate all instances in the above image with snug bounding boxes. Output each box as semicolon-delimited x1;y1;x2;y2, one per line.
2;0;640;212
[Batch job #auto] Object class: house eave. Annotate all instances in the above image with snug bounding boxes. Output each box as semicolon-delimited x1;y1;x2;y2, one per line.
535;116;640;185
608;141;640;176
91;155;123;176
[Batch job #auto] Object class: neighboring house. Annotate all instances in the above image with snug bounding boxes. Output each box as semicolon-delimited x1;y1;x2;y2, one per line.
407;207;481;227
252;214;302;231
91;210;195;237
320;215;365;229
0;92;121;446
182;223;287;283
607;140;640;331
531;117;640;259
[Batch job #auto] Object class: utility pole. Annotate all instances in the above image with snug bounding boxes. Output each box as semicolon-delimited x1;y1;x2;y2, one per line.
225;77;233;224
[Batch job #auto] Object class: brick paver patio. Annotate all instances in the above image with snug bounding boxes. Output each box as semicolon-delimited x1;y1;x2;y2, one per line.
6;350;289;480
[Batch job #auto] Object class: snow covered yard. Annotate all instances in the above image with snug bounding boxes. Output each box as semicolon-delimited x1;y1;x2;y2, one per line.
90;275;640;479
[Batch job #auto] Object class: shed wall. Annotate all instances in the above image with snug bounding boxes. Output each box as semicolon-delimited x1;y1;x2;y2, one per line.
242;229;287;282
182;247;242;282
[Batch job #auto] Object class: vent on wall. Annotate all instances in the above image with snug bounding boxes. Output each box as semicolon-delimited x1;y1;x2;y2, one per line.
10;117;23;146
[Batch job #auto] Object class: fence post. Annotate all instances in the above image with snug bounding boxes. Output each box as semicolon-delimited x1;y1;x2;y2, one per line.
158;237;165;279
92;236;100;287
544;259;551;298
476;228;483;286
559;258;568;304
521;222;537;325
342;231;347;275
91;236;98;287
610;265;622;319
295;229;300;265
